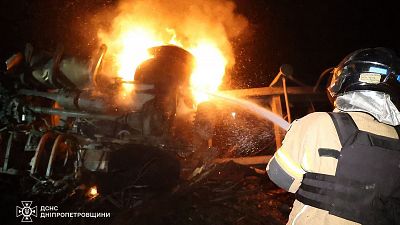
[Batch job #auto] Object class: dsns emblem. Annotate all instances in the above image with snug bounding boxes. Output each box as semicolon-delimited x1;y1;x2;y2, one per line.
16;201;37;222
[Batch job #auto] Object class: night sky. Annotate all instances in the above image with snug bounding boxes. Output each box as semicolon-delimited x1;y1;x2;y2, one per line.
1;0;399;89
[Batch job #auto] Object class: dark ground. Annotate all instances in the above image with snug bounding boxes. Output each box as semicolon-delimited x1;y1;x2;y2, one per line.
0;161;294;225
111;161;294;225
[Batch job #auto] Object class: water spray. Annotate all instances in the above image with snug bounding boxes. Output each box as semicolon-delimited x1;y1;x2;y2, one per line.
192;88;290;131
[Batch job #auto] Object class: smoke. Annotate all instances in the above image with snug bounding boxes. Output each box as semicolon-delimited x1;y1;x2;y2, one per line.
97;0;248;70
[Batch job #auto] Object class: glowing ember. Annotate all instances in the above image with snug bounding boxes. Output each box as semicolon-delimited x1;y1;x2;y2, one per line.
87;186;99;199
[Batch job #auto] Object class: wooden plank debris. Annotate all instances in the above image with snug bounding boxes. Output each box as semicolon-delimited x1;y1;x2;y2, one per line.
214;155;273;165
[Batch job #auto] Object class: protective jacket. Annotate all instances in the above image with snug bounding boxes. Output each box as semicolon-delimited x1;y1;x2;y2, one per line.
267;111;400;225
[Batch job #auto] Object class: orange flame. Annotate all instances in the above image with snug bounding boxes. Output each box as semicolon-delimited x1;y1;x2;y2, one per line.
87;186;99;200
189;42;227;103
97;0;247;104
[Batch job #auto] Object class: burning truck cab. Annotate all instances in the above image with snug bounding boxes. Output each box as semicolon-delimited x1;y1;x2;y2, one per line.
0;43;207;203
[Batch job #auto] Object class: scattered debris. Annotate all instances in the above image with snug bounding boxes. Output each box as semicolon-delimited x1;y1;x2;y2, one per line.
111;161;294;225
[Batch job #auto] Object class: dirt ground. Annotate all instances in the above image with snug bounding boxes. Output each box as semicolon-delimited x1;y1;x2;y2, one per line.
110;161;294;225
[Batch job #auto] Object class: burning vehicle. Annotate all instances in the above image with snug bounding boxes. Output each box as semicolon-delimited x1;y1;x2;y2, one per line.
0;43;218;205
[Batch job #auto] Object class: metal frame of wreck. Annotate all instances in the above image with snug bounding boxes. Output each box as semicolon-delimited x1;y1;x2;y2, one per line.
215;86;327;166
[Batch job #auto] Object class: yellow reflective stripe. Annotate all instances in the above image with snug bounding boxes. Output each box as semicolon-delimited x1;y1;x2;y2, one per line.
275;149;305;178
301;150;311;172
292;205;308;225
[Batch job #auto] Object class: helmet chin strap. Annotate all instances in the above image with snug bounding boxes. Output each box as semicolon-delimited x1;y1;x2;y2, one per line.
335;90;400;126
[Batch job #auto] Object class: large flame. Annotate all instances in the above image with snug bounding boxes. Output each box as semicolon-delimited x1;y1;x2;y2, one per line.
116;27;163;81
189;42;227;103
97;0;247;104
101;27;227;103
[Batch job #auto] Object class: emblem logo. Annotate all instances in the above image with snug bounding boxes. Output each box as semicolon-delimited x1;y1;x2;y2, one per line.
16;201;37;222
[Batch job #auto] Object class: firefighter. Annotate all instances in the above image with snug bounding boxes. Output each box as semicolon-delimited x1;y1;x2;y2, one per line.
266;47;400;225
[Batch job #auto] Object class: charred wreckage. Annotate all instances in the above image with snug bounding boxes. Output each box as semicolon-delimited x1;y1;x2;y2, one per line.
0;43;225;208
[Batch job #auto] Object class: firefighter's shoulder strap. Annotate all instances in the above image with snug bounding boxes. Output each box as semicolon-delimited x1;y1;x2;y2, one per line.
327;112;400;143
327;112;359;146
395;125;400;139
